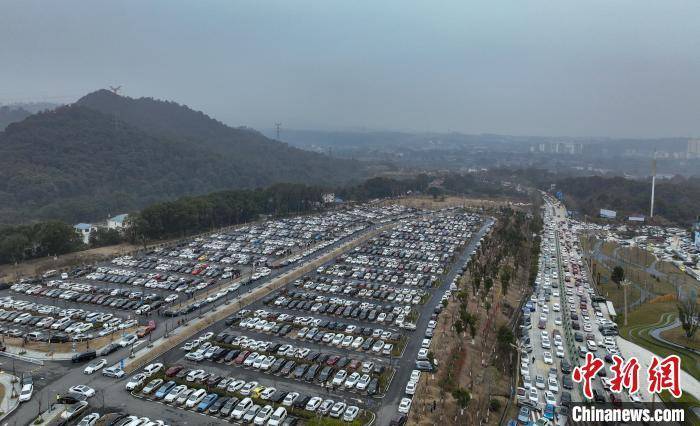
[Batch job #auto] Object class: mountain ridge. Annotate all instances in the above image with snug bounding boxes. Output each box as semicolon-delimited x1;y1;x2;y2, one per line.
0;91;365;224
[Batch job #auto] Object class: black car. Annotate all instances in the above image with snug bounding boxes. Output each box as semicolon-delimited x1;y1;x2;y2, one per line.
220;397;239;417
561;359;572;374
562;375;573;390
293;364;308;379
71;350;96;363
560;391;572;407
367;377;379;395
208;396;228;414
293;395;311;410
390;415;407;426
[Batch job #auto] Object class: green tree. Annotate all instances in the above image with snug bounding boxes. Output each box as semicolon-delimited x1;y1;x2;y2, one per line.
496;324;515;355
451;388;471;408
484;276;493;293
89;228;122;248
500;266;512;295
611;266;625;285
455;319;464;335
0;232;29;263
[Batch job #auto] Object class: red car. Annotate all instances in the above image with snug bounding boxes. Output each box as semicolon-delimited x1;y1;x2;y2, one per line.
137;320;157;338
234;350;250;365
165;365;183;377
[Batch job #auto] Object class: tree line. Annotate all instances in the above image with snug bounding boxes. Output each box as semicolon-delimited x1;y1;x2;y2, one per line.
0;172;519;266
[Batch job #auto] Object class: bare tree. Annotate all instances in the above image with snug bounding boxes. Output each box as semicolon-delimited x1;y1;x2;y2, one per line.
677;295;699;339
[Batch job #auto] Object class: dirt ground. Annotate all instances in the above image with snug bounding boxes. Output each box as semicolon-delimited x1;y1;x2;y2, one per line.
408;242;529;425
386;195;525;211
0;243;141;284
1;326;138;355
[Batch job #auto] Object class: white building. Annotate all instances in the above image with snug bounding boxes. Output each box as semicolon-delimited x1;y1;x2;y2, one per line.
73;223;95;244
107;213;129;230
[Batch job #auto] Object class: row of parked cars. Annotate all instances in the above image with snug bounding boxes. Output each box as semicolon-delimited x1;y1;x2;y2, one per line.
131;363;362;424
235;308;403;353
88;266;221;295
264;290;413;327
182;328;385;395
294;275;428;305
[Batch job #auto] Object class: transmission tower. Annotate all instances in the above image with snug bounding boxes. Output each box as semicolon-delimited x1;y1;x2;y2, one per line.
275;122;282;140
108;85;122;95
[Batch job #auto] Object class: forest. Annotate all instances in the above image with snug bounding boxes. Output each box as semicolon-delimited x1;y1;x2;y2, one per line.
0;90;364;224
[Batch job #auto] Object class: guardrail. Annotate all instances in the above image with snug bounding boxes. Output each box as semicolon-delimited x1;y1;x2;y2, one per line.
0;350;44;366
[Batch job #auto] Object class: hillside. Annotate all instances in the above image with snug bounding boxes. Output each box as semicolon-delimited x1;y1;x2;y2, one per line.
0;106;32;130
0;91;364;224
556;175;700;226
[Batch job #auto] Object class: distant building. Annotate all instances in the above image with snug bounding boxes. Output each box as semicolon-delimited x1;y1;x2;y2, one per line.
73;223;95;244
694;218;700;249
599;209;617;219
628;215;645;222
688;139;700;158
107;213;129;230
322;193;335;204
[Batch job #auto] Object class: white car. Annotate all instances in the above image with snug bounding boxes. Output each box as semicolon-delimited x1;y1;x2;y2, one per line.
76;413;100;426
398;397;412;414
19;383;33;402
69;385;96;398
232;398;254;420
118;334;138;347
405;380;417;395
83;359;107;374
545;390;557;405
343;406;360;422
240;381;258;396
556;346;565;358
164;385;188;403
185;389;207;408
282;392;299;407
548;377;559;393
528;387;539;404
254;405;274;425
306;396;323;412
125;374;146;391
543;351;553;364
260;387;276;400
143;363;163;377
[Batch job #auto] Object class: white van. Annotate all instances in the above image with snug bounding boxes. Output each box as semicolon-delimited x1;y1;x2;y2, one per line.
184;388;206;408
267;407;287;426
231;397;253;420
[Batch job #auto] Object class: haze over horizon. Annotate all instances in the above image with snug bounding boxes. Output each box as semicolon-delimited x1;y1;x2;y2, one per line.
2;0;699;138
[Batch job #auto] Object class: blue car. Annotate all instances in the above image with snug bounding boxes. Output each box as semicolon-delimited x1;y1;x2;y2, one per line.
196;393;219;412
543;404;555;421
517;406;531;424
154;381;176;399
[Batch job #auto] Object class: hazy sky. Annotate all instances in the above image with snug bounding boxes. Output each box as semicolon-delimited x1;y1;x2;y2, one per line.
2;0;699;137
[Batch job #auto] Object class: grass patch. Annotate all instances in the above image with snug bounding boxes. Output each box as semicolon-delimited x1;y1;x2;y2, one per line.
660;326;700;351
619;302;700;380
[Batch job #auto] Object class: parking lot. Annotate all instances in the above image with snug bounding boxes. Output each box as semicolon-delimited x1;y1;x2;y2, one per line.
121;209;489;425
3;204;422;425
0;206;409;353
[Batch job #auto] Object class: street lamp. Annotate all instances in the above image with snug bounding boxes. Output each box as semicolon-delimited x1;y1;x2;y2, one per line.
621;278;631;326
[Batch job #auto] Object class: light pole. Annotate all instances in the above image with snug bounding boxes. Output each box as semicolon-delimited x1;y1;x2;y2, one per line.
621;278;631;326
